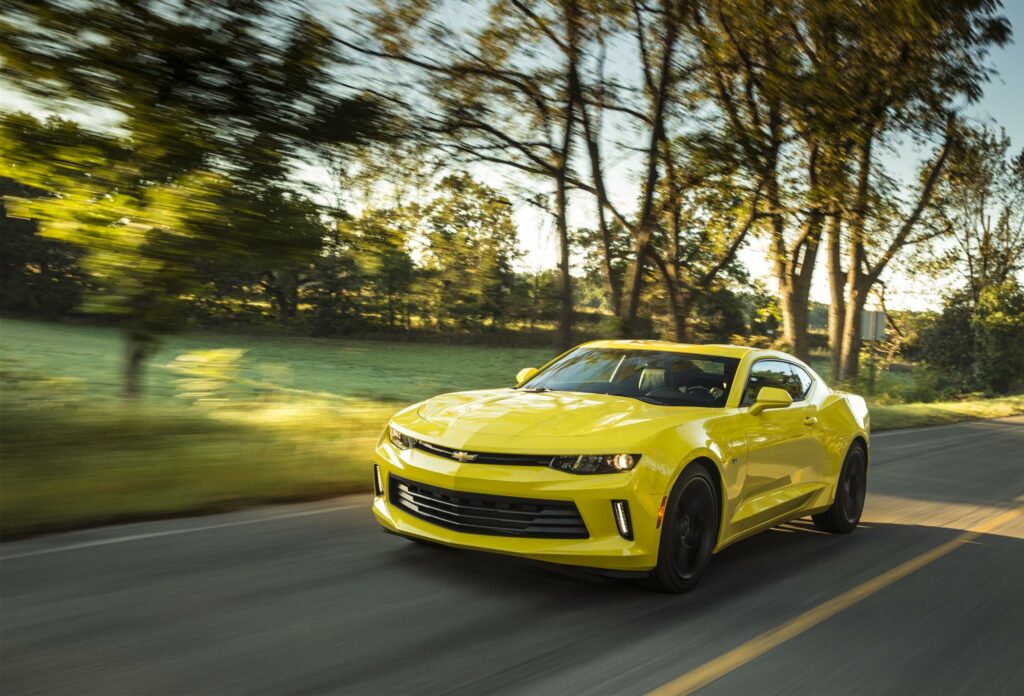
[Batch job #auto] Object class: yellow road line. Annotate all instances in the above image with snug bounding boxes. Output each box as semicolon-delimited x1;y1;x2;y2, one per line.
647;507;1024;696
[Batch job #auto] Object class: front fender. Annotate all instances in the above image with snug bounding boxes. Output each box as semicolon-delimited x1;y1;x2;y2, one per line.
648;413;748;549
819;392;870;478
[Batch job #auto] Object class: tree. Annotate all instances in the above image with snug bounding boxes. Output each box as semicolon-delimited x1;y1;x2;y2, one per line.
347;0;582;348
972;282;1024;394
568;0;764;340
419;174;522;330
800;0;1011;380
927;126;1024;303
1;0;385;394
0;175;86;317
921;282;1024;395
347;207;417;329
685;0;821;358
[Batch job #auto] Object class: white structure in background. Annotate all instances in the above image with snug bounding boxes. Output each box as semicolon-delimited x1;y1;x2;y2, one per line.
861;310;886;342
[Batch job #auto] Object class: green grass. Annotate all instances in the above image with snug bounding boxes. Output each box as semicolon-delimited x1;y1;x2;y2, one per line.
0;317;556;403
0;317;560;537
2;317;1021;537
869;395;1024;431
0;400;394;537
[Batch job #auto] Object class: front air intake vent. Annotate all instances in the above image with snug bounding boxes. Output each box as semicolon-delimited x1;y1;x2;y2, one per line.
390;476;588;539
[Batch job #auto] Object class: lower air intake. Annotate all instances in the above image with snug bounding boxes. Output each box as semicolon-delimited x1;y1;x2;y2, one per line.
390;475;588;539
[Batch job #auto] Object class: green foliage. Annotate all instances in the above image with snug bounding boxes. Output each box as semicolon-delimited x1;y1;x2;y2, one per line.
973;282;1024;394
739;284;782;338
920;283;1024;395
0;0;1020;377
925;124;1024;301
0;178;86;316
692;288;748;342
419;174;521;330
0;0;386;391
920;293;976;391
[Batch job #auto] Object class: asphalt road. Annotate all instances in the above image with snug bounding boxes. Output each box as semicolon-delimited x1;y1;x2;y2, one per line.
2;417;1023;695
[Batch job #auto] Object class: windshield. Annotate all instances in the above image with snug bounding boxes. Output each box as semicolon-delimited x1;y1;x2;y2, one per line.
520;347;740;407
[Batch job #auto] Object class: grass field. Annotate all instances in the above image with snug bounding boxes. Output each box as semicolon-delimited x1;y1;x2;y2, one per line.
2;317;1022;537
0;318;556;403
0;317;559;537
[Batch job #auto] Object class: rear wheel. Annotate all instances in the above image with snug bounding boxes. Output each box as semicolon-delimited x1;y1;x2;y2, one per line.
643;463;719;593
813;442;867;533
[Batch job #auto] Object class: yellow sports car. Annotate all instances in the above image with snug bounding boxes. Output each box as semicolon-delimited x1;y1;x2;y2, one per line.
372;340;869;592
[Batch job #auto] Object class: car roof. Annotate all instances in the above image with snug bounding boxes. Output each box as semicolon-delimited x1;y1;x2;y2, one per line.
580;339;763;360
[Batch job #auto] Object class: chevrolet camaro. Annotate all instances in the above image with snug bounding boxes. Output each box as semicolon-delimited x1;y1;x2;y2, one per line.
372;340;869;592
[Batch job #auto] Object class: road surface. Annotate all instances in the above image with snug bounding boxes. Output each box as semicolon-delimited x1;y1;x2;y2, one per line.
2;417;1023;695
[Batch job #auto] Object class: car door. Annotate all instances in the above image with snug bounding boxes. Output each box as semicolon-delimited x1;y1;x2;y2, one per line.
734;360;828;533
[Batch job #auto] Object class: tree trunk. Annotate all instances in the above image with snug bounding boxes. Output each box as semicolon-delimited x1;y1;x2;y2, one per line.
836;135;874;383
780;287;810;360
554;159;573;352
839;279;870;381
552;147;577;354
621;229;650;337
265;269;299;319
648;246;692;342
574;72;622;319
124;331;154;398
596;204;621;319
826;214;846;381
620;13;679;339
552;19;579;352
674;294;694;343
772;140;822;363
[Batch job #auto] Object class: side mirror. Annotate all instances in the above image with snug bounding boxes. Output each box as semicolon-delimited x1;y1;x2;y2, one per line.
750;386;793;415
516;367;539;385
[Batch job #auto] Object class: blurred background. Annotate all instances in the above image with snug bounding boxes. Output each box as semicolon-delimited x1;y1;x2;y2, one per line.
0;0;1021;538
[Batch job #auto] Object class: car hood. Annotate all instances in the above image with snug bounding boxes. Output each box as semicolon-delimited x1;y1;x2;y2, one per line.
395;388;718;451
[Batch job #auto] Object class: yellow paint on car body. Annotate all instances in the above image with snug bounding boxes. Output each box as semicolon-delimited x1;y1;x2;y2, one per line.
372;341;869;572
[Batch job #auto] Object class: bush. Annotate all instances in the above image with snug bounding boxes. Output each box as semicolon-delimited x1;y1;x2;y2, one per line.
920;283;1024;395
974;283;1024;394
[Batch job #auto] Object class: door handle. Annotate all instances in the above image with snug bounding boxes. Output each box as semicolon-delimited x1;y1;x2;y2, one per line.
803;416;818;427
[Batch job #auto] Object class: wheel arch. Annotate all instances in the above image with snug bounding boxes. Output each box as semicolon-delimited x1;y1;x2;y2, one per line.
666;455;726;547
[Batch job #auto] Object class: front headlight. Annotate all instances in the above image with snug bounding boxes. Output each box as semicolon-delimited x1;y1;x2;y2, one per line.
387;424;417;450
550;453;640;474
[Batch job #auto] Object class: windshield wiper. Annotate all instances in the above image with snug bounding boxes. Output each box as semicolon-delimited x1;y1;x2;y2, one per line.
521;386;551;393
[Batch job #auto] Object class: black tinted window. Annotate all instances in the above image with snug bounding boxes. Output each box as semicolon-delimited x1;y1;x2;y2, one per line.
742;360;792;404
522;348;740;407
789;364;814;398
742;360;810;404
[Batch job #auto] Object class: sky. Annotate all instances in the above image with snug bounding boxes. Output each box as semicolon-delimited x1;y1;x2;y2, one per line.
2;1;1022;312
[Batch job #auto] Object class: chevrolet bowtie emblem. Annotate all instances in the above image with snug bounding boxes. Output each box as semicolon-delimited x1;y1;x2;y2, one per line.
452;451;477;463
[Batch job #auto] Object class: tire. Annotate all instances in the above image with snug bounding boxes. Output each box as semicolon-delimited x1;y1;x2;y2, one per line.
813;441;868;534
643;463;720;593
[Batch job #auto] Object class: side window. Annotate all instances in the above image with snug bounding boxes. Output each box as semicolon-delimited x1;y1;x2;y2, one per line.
742;360;792;405
742;361;811;404
789;364;814;400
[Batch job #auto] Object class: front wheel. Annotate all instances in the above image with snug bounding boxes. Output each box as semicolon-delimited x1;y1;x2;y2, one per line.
813;442;868;533
643;463;720;593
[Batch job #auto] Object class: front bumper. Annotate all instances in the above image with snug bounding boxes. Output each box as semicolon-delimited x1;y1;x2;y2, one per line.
372;440;664;571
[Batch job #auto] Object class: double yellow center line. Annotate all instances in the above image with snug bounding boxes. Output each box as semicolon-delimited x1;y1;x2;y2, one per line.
648;507;1023;696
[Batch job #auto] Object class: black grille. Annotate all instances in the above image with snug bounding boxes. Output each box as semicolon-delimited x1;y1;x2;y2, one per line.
389;475;588;539
414;440;554;466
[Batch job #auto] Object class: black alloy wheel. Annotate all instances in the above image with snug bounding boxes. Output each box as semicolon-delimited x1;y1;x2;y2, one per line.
813;442;868;533
645;464;720;593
